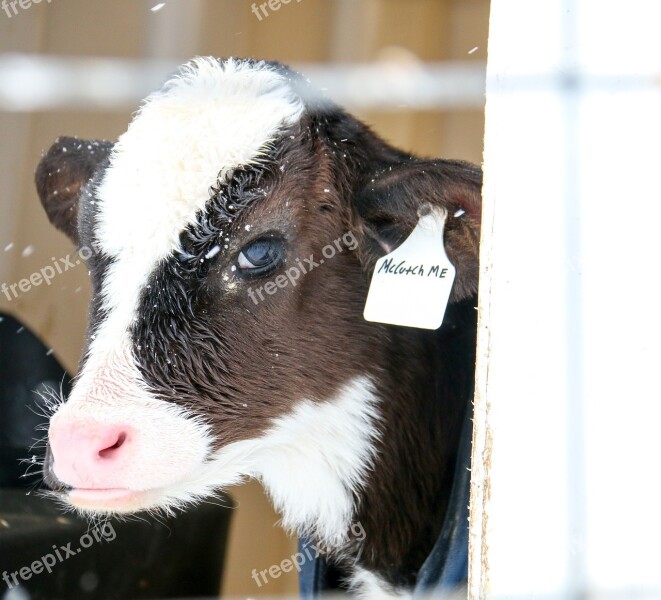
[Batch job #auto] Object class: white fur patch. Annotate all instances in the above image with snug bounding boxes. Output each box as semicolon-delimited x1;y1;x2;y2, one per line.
252;376;381;545
138;377;380;545
97;57;303;264
350;567;411;599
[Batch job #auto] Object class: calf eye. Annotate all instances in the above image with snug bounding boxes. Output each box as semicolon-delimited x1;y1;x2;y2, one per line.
237;238;284;275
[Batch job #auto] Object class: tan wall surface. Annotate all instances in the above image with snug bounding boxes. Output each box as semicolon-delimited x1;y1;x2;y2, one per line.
0;1;489;597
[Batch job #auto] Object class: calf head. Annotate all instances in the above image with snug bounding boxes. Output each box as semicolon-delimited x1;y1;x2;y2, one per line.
36;58;481;547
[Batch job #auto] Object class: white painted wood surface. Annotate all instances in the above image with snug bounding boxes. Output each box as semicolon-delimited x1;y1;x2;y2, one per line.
470;1;661;598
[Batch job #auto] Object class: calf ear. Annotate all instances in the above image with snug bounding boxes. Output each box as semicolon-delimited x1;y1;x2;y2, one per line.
351;159;482;302
35;137;114;245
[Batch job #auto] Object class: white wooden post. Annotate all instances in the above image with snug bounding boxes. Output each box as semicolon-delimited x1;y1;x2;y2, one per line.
470;1;661;598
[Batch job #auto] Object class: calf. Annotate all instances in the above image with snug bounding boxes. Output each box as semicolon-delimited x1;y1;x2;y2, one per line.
36;58;481;597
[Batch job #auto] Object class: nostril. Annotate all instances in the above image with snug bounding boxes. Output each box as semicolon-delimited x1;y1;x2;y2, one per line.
98;431;127;459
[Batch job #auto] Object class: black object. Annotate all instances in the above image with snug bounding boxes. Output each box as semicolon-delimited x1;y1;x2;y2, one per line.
0;312;71;489
0;490;232;600
0;312;233;599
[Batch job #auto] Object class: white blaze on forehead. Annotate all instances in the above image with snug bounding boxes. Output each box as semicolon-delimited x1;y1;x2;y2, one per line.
97;57;304;262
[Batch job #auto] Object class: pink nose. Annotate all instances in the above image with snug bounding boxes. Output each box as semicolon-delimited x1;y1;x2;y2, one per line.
49;419;134;488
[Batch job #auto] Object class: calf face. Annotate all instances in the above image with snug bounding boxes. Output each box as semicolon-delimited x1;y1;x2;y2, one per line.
37;58;480;555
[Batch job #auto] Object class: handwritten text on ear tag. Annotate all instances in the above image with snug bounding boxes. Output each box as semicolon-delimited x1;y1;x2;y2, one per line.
363;204;456;330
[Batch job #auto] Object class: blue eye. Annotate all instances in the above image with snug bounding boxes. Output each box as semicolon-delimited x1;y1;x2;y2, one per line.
237;238;284;274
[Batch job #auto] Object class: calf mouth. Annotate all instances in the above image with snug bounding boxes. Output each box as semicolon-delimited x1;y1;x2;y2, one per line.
42;442;196;514
43;445;135;512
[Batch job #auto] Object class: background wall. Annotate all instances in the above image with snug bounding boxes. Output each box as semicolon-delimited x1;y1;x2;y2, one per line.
0;1;489;596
